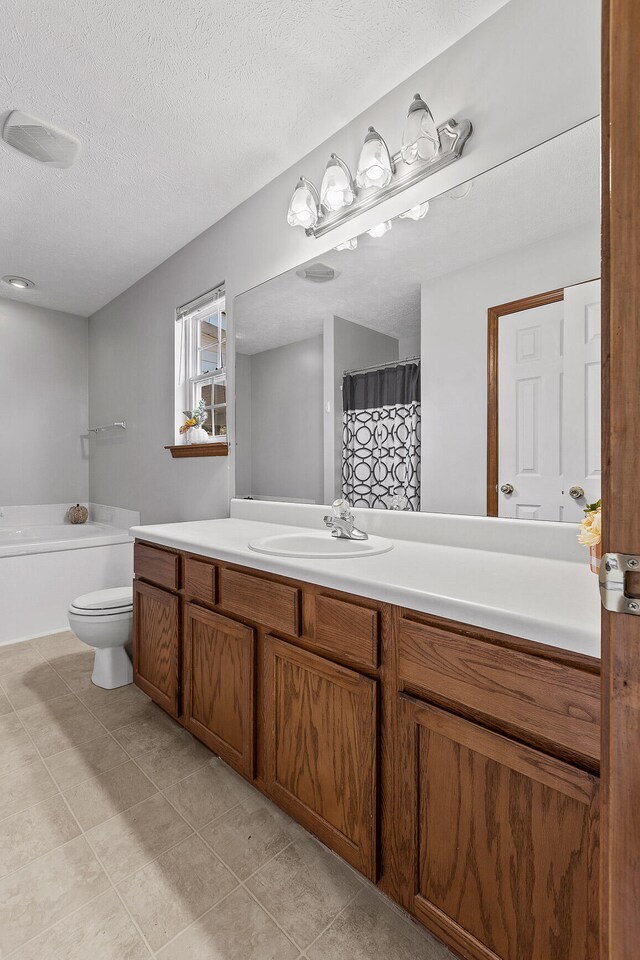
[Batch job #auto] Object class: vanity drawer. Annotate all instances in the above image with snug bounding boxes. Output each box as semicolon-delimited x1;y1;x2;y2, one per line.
184;557;216;605
312;595;379;669
219;568;300;636
398;617;600;766
134;542;179;592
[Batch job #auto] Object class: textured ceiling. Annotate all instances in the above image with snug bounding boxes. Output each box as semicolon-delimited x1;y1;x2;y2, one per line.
0;0;509;317
235;119;601;355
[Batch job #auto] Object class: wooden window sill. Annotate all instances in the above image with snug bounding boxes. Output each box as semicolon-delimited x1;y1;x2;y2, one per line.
165;443;229;458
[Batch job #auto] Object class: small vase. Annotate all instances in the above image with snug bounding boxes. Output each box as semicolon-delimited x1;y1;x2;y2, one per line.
187;425;209;445
589;542;602;575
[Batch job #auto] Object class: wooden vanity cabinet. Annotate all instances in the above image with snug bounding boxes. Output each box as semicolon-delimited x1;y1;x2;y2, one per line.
132;540;601;960
183;603;255;778
263;635;377;879
397;695;599;960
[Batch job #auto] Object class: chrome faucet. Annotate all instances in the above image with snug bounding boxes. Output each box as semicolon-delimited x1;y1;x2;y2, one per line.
323;499;368;541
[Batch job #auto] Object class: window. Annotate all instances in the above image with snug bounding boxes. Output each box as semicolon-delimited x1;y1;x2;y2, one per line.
175;285;227;442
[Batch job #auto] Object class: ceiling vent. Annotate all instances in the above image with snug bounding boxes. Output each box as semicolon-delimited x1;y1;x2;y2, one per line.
295;263;340;283
2;110;81;169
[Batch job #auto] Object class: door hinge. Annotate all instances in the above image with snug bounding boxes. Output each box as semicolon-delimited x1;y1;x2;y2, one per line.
599;553;640;615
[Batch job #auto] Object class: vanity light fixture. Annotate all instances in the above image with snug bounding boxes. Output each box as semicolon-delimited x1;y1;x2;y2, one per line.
320;154;355;212
287;177;320;229
2;275;34;289
286;97;471;238
399;201;430;221
447;180;473;199
356;127;394;190
367;220;392;238
335;238;358;251
401;94;440;163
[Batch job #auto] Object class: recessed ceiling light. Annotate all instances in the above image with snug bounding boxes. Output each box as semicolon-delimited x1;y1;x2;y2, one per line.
2;275;34;289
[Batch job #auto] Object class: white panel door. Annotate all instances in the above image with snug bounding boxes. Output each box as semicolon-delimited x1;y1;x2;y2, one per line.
498;301;565;520
562;279;602;519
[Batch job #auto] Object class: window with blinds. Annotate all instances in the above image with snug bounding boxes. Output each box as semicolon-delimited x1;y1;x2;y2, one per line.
176;284;227;441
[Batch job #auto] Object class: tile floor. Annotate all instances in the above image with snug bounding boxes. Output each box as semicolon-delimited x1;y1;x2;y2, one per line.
0;631;455;959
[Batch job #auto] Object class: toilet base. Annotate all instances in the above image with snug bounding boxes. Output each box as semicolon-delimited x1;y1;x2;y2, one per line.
92;645;133;689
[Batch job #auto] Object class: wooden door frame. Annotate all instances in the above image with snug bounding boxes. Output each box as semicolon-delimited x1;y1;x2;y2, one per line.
601;0;640;957
486;287;564;516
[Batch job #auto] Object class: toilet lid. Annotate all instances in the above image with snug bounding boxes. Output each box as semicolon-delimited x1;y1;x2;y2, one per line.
70;586;133;613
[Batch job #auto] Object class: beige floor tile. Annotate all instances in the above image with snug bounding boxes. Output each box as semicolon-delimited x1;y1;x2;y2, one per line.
0;834;108;955
47;650;94;690
46;734;129;790
63;759;156;830
9;888;151;960
18;694;105;757
0;712;39;774
201;790;304;879
0;794;80;877
31;631;87;660
0;641;43;676
163;757;256;829
86;792;192;883
134;728;212;788
0;690;13;715
247;837;362;949
1;660;70;710
112;704;183;756
77;683;154;731
307;887;454;960
119;833;237;951
157;886;299;960
0;757;58;820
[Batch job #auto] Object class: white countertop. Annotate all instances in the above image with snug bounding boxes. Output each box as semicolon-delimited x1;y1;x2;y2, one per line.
130;515;601;660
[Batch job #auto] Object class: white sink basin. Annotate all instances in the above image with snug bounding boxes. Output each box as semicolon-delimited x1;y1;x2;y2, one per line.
247;531;393;559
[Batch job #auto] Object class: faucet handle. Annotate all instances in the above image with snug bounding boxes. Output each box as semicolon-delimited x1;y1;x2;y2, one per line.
331;498;353;519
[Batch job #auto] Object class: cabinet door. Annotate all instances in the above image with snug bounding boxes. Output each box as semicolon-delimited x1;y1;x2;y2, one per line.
398;695;599;960
184;604;255;778
133;579;180;718
264;636;377;879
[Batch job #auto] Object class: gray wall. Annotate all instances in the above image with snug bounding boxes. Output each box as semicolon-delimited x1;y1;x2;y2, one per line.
0;297;88;505
421;223;601;516
88;0;600;523
246;336;324;503
324;316;399;502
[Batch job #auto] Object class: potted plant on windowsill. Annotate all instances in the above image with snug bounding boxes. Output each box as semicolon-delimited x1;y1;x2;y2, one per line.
578;499;602;574
179;398;209;444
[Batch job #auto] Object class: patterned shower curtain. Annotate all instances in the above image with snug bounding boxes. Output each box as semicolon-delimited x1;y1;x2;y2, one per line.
341;361;421;511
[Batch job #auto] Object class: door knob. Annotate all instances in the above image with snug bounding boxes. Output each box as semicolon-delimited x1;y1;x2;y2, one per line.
500;483;514;495
569;485;585;499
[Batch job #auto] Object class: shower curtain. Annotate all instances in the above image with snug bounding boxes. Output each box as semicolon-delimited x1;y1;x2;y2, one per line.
341;361;421;511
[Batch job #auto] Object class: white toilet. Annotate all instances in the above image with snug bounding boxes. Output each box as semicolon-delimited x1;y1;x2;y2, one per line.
68;587;134;689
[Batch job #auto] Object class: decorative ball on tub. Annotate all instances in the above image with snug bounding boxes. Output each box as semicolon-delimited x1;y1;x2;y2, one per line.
68;504;89;524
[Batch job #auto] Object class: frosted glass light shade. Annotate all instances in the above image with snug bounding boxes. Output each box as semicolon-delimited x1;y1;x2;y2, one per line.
335;238;358;251
401;94;440;164
320;154;355;212
367;220;392;238
287;177;319;229
399;201;429;221
356;127;393;189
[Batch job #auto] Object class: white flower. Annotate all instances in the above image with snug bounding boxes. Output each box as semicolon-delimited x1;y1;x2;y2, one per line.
578;508;601;547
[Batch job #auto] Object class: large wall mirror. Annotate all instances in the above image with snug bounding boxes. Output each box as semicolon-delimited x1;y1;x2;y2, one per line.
234;117;600;520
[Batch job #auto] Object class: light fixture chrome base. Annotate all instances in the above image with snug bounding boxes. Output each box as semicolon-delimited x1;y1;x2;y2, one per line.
306;118;472;238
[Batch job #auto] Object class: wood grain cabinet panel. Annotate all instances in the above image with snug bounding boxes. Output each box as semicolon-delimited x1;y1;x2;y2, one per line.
183;604;255;777
313;595;379;669
183;557;216;605
219;568;300;636
134;542;179;591
398;695;599;960
398;618;600;767
264;635;377;879
133;580;180;717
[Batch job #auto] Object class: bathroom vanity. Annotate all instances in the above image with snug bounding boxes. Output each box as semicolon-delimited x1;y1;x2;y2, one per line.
131;507;600;960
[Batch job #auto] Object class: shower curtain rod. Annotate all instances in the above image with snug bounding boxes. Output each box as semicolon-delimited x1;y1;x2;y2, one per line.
343;356;420;378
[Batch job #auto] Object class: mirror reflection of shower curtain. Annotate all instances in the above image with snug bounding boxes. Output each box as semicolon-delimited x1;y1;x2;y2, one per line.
342;361;421;510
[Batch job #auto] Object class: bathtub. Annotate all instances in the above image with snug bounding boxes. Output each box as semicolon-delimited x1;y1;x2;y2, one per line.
0;504;138;646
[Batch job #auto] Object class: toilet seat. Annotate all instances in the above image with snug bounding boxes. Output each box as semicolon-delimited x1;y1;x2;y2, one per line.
69;587;133;617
